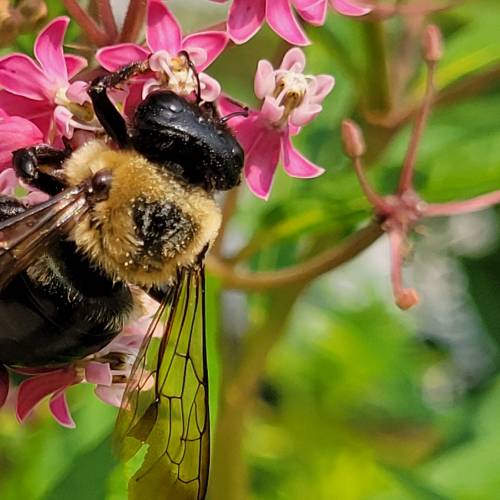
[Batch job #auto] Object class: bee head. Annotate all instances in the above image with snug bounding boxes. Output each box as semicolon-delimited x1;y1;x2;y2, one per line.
130;91;244;192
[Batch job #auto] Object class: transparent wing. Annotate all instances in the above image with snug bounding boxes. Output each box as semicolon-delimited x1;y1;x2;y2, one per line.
114;267;210;500
0;187;88;290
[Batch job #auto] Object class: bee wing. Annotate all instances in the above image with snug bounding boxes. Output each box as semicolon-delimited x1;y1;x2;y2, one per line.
114;267;210;500
0;187;88;290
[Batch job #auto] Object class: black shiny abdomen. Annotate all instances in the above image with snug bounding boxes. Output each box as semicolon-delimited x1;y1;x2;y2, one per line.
0;238;132;368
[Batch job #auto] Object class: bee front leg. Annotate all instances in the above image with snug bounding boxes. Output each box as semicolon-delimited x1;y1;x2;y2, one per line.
89;60;150;148
12;142;72;195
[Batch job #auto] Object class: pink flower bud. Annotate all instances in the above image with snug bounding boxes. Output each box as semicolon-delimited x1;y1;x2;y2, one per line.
396;288;420;310
341;119;366;158
423;25;443;63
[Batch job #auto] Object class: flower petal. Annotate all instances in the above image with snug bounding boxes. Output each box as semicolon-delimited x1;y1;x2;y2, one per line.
290;102;322;127
34;17;70;83
95;384;126;407
65;54;88;79
183;31;228;71
54;105;73;139
16;367;77;423
26;190;50;205
261;95;284;123
66;81;90;105
0;168;18;194
266;0;310;46
0;54;52;100
49;391;76;428
244;130;282;200
218;96;256;138
0;117;44;169
254;59;275;99
96;43;150;71
281;134;325;178
0;365;9;408
200;73;222;102
331;0;371;16
146;0;182;54
85;361;113;386
228;0;266;44
294;0;327;25
309;74;335;103
280;47;306;72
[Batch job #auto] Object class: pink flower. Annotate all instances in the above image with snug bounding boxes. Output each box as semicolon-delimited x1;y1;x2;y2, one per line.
212;0;371;45
0;17;93;142
97;0;227;102
224;47;334;200
17;367;79;428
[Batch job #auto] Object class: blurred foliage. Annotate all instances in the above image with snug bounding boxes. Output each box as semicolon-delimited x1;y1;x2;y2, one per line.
1;1;500;499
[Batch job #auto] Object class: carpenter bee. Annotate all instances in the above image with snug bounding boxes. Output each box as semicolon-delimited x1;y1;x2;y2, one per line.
0;58;244;499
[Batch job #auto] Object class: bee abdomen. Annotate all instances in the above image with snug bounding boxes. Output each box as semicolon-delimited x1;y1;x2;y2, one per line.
132;198;197;261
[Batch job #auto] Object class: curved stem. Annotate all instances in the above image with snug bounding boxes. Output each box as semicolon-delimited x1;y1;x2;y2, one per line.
63;0;108;46
360;21;391;114
207;222;383;291
425;191;500;217
398;61;436;193
97;0;118;42
119;0;147;43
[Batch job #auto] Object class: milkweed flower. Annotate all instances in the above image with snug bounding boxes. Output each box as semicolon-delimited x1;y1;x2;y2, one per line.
0;16;96;142
97;0;227;103
223;47;334;199
211;0;371;45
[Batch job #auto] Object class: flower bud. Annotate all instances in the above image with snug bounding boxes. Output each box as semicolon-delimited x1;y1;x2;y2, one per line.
423;24;443;63
396;288;419;310
341;119;366;158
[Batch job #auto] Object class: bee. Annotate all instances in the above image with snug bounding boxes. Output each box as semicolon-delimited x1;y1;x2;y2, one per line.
0;59;244;499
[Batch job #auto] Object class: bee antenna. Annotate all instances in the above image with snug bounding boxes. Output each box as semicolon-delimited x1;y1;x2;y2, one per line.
220;107;249;124
179;50;201;104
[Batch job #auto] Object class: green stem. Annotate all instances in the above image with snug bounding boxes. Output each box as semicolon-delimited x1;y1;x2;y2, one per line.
209;287;305;500
360;21;391;114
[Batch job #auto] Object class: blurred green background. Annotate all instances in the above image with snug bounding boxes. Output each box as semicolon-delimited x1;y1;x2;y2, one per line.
2;0;500;499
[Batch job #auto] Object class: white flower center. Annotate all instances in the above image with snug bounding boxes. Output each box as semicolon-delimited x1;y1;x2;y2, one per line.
150;51;199;97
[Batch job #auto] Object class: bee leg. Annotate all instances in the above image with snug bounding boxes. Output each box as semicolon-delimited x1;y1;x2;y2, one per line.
144;284;173;303
89;60;150;148
12;141;72;195
0;195;26;221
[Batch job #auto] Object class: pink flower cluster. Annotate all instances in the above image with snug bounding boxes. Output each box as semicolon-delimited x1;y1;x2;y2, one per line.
211;0;371;45
0;0;353;425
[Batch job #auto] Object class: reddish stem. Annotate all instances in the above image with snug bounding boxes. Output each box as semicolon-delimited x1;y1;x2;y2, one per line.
388;229;419;309
352;156;391;213
425;191;500;217
398;61;436;194
63;0;108;46
97;0;118;42
119;0;147;43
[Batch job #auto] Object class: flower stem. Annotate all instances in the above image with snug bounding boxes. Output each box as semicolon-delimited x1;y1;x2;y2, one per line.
207;222;383;290
352;156;391;213
360;21;391;114
119;0;147;43
425;191;500;217
212;187;239;257
97;0;118;42
63;0;108;46
398;61;436;193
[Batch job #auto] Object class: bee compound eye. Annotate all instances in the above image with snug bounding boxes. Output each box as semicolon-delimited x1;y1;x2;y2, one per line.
90;169;112;201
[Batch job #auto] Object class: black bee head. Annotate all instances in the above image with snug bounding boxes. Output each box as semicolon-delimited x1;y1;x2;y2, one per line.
130;90;244;192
